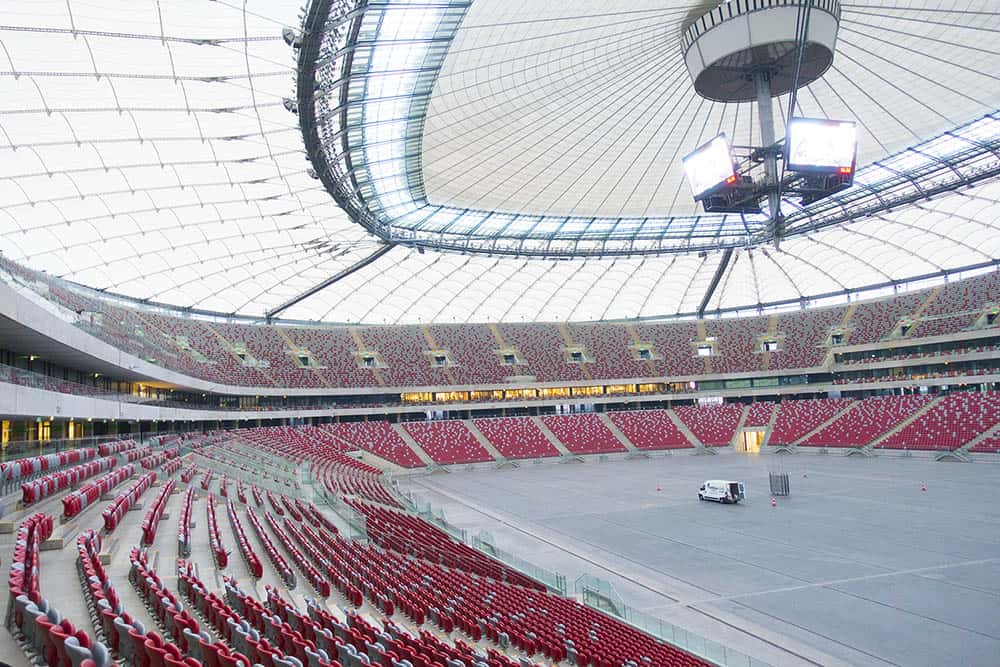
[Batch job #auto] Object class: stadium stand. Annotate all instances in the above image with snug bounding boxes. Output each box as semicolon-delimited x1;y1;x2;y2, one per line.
769;398;854;445
326;421;425;468
673;403;745;446
878;391;1000;450
608;410;693;450
743;402;776;427
472;416;563;459
402;419;495;464
541;413;628;454
802;395;934;447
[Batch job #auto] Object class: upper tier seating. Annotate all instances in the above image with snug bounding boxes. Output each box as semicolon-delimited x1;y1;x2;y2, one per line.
769;398;854;445
802;395;934;447
673;404;745;446
4;256;998;389
472;416;562;459
429;323;510;384
327;421;425;468
567;323;647;380
878;391;1000;450
402;420;495;464
848;291;925;344
541;414;627;454
706;317;766;374
361;325;451;387
608;410;692;450
770;307;845;370
499;323;585;383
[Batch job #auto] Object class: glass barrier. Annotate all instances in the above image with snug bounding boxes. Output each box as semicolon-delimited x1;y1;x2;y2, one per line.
574;574;772;667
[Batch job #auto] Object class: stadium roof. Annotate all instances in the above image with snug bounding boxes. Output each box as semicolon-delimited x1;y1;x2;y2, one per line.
0;0;998;324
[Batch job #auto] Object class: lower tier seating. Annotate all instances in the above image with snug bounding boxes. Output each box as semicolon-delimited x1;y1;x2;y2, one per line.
608;410;692;450
472;416;562;459
878;391;1000;450
541;414;627;454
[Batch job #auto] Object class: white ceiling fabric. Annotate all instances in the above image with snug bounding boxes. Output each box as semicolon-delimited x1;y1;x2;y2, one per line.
0;0;998;324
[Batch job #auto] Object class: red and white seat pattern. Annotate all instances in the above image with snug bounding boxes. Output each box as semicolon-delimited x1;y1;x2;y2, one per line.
402;419;495;464
227;498;263;578
673;404;745;446
21;456;115;506
177;487;194;558
609;410;692;450
327;421;425;468
141;480;175;546
138;447;179;470
1;447;96;495
245;505;296;588
10;515;115;667
123;446;153;463
62;464;136;520
879;391;1000;450
802;395;933;447
769;398;853;445
541;413;627;454
102;471;156;532
971;431;1000;453
349;499;545;590
97;440;139;457
743;402;776;427
206;495;229;568
472;416;562;459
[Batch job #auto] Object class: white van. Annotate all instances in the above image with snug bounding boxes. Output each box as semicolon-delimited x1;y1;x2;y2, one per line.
698;480;745;504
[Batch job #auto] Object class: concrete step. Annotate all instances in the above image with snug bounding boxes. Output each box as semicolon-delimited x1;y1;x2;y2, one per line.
463;420;506;462
390;423;437;466
596;413;637;452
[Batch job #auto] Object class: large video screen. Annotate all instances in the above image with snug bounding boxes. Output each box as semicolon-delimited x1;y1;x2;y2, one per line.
682;134;736;200
786;118;857;173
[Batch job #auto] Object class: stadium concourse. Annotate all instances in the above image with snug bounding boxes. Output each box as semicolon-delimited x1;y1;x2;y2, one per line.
2;1;1000;667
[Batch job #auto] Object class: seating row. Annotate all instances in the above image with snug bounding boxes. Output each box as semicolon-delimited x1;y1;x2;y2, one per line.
1;448;97;495
62;465;136;520
206;495;229;568
139;447;180;470
177;487;195;558
245;505;296;588
101;471;157;533
227;498;263;578
9;515;115;667
123;446;153;463
97;440;138;457
176;560;302;667
21;456;116;505
141;480;175;546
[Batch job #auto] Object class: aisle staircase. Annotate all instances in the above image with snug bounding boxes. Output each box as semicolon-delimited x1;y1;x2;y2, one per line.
530;417;576;459
390;424;437;468
665;410;709;453
462;420;507;464
864;395;945;455
596;413;639;455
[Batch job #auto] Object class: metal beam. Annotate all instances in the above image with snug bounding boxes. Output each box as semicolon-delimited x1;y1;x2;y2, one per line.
697;248;734;317
265;243;395;321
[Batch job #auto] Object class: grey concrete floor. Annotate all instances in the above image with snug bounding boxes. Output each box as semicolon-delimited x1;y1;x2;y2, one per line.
400;452;1000;667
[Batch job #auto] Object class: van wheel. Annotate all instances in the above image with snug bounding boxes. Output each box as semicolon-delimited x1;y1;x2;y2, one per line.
698;494;704;501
